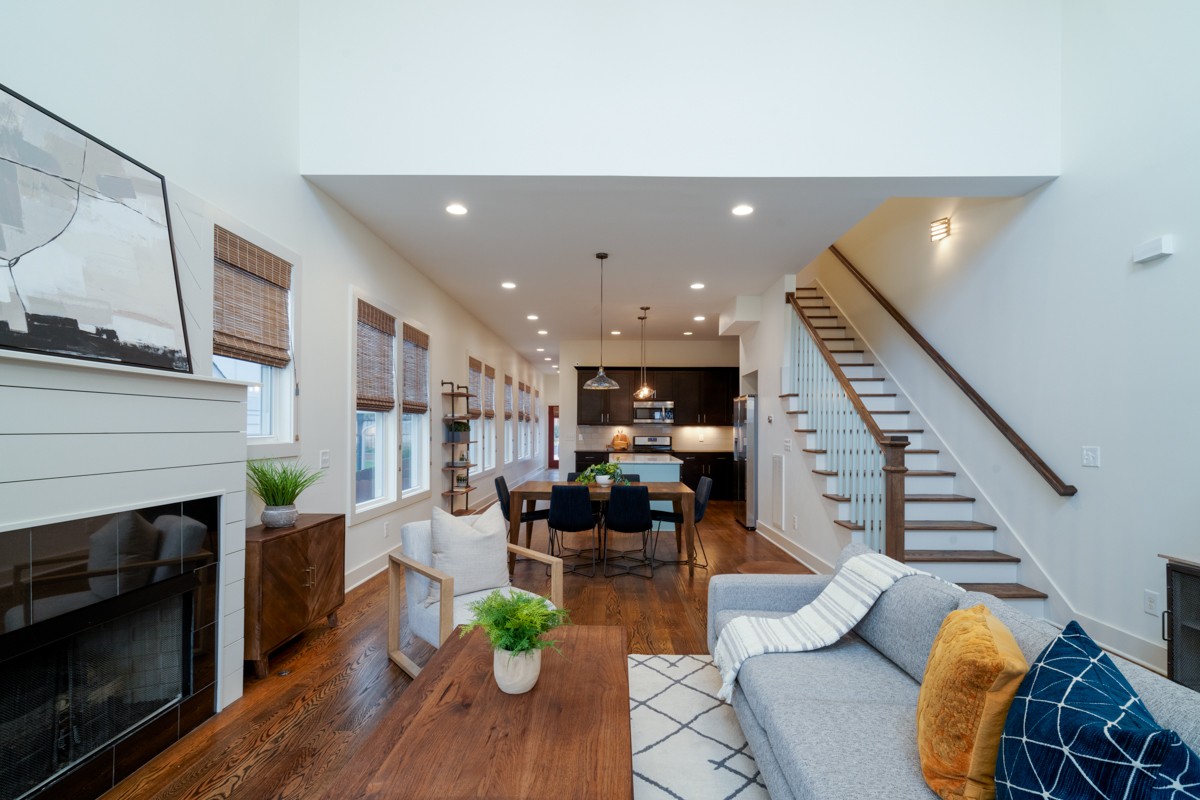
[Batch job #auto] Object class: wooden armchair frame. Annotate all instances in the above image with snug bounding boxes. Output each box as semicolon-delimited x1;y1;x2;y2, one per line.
387;542;563;679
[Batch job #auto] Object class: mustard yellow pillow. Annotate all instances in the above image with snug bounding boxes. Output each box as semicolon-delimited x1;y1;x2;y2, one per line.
916;604;1028;800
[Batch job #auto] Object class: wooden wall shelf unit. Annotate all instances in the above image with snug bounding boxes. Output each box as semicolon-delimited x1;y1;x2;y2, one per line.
245;513;345;679
442;381;476;516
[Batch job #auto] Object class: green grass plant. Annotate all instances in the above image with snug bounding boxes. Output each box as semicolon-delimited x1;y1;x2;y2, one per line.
246;459;323;506
459;590;570;655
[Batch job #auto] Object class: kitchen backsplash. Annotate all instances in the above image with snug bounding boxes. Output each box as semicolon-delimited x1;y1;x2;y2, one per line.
576;425;733;452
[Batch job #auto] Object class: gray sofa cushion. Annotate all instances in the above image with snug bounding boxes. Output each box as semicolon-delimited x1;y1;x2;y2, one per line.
738;637;921;708
732;686;797;800
854;573;964;682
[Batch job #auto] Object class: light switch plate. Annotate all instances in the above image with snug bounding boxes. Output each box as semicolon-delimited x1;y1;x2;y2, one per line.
319;449;331;469
1081;446;1100;468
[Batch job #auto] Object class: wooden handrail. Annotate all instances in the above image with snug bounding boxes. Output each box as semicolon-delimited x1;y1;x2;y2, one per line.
827;245;1077;497
787;292;909;559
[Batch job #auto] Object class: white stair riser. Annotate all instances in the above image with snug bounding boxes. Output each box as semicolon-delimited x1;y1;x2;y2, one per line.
904;452;939;470
871;411;909;427
840;365;875;379
1001;597;1045;617
831;351;866;365
905;529;996;550
789;413;808;428
860;396;897;411
849;377;881;391
904;474;955;494
920;561;1018;584
814;325;846;335
904;499;973;520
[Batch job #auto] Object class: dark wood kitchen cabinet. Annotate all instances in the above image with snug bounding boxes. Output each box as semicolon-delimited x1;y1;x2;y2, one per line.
656;368;737;425
245;513;345;678
575;451;608;472
576;367;636;424
676;451;736;500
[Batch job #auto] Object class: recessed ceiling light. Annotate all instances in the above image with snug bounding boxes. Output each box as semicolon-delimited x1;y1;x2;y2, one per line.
553;365;559;369
537;330;548;335
683;331;693;336
526;314;539;321
731;204;753;216
693;315;705;321
611;331;621;335
501;281;516;289
536;348;545;352
544;357;551;361
690;283;705;290
446;203;468;215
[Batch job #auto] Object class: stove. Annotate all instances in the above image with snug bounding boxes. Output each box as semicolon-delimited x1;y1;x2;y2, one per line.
631;435;672;452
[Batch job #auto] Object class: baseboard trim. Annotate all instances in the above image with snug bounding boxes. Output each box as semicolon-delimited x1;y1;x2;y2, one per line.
754;523;834;574
346;553;388;593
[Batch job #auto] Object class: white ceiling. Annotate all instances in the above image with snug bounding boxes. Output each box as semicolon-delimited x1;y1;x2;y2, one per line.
307;174;1050;374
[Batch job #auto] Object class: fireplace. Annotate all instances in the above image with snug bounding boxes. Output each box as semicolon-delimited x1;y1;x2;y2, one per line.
0;497;220;799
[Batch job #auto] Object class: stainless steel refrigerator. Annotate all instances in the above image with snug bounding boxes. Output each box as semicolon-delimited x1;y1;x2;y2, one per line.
733;395;757;529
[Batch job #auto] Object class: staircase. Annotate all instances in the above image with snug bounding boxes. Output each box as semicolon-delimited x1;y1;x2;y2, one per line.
785;285;1047;615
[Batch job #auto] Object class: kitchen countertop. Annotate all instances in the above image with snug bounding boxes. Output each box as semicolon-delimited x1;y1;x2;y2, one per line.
609;453;683;464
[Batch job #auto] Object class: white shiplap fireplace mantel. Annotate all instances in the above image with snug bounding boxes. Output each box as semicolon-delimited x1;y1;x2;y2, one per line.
0;349;249;710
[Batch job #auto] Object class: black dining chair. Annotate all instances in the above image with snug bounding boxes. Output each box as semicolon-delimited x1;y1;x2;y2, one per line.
603;485;654;579
651;474;712;569
620;473;641;483
495;476;549;549
548;484;601;577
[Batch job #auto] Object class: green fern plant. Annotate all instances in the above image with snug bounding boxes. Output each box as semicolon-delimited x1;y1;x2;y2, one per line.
246;459;323;506
459;590;570;654
574;462;625;484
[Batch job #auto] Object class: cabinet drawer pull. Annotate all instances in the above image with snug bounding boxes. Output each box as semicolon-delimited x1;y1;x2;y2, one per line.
1162;609;1171;641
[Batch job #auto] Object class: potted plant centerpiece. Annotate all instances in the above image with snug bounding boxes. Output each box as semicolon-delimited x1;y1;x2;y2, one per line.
246;459;323;528
460;589;570;694
575;461;625;486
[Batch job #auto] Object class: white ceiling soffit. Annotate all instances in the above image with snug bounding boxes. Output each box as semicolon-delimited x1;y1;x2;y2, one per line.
306;174;1052;372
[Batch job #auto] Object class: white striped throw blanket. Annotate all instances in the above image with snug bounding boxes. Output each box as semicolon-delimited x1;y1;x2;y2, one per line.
713;552;927;701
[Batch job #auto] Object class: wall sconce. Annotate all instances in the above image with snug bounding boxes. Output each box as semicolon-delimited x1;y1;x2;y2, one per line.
930;218;951;242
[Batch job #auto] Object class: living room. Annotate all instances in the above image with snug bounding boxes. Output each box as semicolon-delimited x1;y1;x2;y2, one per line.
2;2;1199;799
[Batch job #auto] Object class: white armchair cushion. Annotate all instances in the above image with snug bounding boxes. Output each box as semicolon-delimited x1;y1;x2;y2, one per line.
429;505;509;602
410;586;541;648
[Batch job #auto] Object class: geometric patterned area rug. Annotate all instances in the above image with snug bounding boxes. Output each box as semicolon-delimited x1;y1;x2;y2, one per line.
629;655;770;800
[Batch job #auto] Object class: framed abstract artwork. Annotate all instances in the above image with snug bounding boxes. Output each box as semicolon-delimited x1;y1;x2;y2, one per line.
0;83;191;372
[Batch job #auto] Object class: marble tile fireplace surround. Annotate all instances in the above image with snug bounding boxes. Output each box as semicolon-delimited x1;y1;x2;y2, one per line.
0;353;247;799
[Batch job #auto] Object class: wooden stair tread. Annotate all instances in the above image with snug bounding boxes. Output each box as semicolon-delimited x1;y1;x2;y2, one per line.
823;493;975;503
905;449;940;454
805;314;838;319
795;428;817;434
828;349;865;354
803;448;826;454
904;550;1019;563
859;393;898;397
819;336;856;342
849;377;884;382
880;428;924;434
785;409;808;415
871;410;911;415
905;470;956;477
838;362;875;367
778;392;799;398
813;469;837;476
959;583;1048;600
835;519;998;532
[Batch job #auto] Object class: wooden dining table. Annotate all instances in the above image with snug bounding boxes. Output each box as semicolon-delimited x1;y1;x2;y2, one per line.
507;480;698;574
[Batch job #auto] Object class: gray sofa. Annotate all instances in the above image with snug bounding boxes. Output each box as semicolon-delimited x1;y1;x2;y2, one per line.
708;544;1200;800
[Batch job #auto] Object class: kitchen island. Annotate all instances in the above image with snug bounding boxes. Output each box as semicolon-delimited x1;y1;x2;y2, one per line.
609;453;681;526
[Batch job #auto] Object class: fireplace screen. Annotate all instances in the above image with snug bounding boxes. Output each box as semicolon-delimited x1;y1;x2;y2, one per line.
0;594;187;799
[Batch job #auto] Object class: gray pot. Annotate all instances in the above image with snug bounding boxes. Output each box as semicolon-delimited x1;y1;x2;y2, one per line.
261;504;298;528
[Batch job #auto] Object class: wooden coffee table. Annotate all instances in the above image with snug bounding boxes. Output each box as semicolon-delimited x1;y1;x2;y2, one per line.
325;625;632;799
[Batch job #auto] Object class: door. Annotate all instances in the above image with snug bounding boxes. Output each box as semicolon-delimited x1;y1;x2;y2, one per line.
548;405;560;469
307;521;345;625
577;370;607;424
671;371;702;424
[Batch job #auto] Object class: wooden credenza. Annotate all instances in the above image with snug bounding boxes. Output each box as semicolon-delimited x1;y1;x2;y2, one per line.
245;513;345;678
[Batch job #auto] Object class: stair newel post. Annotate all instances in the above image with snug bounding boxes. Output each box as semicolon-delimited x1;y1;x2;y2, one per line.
881;436;910;562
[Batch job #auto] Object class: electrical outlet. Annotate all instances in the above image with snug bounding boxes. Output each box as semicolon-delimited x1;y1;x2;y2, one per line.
319;449;331;469
1081;446;1101;468
784;438;792;452
791;515;798;530
384;521;391;539
698;430;704;442
1144;589;1159;616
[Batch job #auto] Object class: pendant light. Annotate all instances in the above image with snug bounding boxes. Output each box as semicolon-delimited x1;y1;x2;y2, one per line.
583;252;619;390
633;306;654;400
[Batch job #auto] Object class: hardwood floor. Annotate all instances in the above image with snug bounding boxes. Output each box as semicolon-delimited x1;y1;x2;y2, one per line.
102;500;802;800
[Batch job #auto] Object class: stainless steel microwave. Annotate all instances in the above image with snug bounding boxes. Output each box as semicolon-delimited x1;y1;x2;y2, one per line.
632;400;674;424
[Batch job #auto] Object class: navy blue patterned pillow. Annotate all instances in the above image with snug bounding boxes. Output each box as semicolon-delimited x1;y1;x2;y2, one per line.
996;621;1200;799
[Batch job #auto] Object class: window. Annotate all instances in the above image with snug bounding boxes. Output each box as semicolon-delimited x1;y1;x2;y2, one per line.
533;388;542;457
503;375;514;464
211;225;295;447
467;357;483;477
518;381;532;459
482;365;497;472
355;300;396;508
402;323;431;496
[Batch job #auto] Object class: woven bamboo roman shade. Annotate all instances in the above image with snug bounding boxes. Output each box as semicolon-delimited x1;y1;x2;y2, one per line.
467;358;482;418
518;382;530;421
483;366;496;419
504;375;514;420
534;388;540;422
402;323;430;414
212;225;293;368
356;300;395;412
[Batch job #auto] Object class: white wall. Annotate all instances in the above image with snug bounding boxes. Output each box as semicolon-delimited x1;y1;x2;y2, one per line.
781;0;1200;667
0;2;543;599
299;0;1060;179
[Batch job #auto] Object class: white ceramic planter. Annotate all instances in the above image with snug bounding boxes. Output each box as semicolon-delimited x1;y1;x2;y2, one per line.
493;648;542;694
595;475;613;486
260;504;298;528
